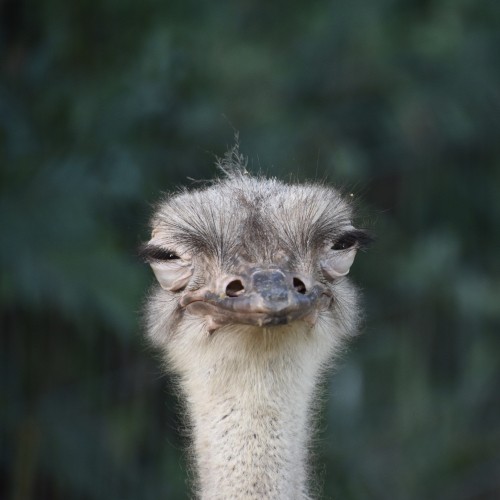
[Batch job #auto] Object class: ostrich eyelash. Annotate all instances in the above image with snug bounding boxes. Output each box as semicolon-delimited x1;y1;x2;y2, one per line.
138;244;180;262
332;230;374;251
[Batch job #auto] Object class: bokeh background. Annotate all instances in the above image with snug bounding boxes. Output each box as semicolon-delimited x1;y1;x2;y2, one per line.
1;0;499;499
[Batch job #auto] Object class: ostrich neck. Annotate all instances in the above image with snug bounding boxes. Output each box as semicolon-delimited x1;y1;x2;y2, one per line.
177;327;332;500
187;367;314;499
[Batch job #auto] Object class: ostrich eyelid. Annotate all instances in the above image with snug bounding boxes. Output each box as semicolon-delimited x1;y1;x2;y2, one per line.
331;229;374;251
138;244;181;262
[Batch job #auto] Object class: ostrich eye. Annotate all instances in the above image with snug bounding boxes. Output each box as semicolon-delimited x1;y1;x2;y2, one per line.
161;251;180;260
331;234;357;251
331;229;373;252
321;229;369;280
139;244;180;261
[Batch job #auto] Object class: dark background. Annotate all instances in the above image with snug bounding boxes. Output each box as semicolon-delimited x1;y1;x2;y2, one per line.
1;0;499;498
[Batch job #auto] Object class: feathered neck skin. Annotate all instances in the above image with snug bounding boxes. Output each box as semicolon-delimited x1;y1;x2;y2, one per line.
168;321;343;500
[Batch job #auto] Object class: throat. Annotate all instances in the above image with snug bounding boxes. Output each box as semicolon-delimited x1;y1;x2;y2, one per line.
175;325;336;500
189;371;313;499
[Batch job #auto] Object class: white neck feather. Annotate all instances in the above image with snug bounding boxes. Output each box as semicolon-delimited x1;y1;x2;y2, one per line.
167;319;341;499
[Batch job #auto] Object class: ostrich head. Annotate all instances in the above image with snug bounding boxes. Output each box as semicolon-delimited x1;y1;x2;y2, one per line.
141;150;370;359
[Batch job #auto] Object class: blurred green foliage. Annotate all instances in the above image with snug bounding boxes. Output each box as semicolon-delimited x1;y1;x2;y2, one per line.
1;0;499;498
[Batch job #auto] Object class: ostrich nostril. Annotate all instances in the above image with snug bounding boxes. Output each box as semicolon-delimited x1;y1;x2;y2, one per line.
293;278;307;295
225;280;245;297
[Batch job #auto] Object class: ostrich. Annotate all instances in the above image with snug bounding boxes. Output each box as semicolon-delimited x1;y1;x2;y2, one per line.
140;146;371;499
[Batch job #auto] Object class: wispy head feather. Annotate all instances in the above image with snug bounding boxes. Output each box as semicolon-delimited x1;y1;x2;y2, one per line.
216;135;249;178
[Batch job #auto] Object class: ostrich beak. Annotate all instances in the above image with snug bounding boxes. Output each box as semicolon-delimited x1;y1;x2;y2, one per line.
180;268;332;331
